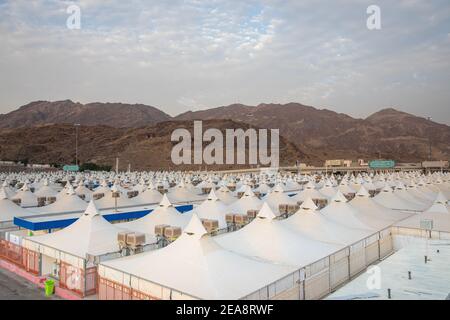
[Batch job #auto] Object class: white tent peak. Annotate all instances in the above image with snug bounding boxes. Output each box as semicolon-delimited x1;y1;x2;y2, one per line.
331;190;348;203
356;185;370;197
82;200;100;219
300;197;318;211
2;180;8;188
207;189;219;201
257;202;277;220
65;183;76;195
159;193;173;207
21;182;30;191
272;184;284;193
435;192;448;205
183;214;208;238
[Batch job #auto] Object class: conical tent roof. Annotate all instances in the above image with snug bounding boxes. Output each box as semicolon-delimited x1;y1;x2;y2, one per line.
189;189;228;229
348;186;412;228
133;184;163;205
11;182;38;207
100;214;296;300
215;186;236;205
280;196;371;246
373;185;424;211
216;202;341;267
227;187;263;215
320;190;375;231
26;200;122;257
119;194;192;241
262;186;297;215
0;188;35;222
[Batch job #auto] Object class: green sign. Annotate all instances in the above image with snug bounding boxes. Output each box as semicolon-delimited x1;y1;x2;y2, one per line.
369;160;396;169
63;165;80;172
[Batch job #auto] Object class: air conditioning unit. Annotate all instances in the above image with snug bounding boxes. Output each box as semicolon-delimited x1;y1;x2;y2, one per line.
287;204;300;213
278;204;288;214
78;194;86;200
12;198;21;206
344;193;355;201
155;224;170;237
47;196;57;204
112;191;120;198
254;191;261;199
234;214;248;225
202;187;212;194
315;199;328;209
126;233;146;248
247;210;258;219
228;186;236;192
237;191;245;199
164;226;182;240
93;193;104;200
201;219;219;232
118;232;133;248
225;213;236;224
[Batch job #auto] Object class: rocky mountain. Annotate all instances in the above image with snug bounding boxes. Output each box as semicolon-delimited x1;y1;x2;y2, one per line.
0;100;171;128
0;100;448;165
0;120;309;171
176;103;450;162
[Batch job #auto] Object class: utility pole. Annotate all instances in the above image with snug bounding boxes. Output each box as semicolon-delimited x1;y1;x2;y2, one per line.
427;117;432;161
74;123;80;166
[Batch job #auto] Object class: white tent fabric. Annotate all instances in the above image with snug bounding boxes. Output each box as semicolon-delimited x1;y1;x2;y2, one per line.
373;186;423;211
349;186;412;228
280;197;372;246
0;188;35;222
119;194;192;242
291;181;326;203
1;181;16;198
28;188;88;214
26;200;122;258
395;192;450;233
216;203;341;267
11;182;38;207
227;186;263;215
166;181;206;204
94;187;139;210
75;181;93;201
100;214;296;300
215;186;237;205
320;191;375;231
133;184;163;205
189;189;228;229
34;179;58;198
261;184;297;215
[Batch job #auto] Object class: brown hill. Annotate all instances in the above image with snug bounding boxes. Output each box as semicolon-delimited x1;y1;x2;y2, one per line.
176;103;450;162
0;120;309;171
0;100;171;128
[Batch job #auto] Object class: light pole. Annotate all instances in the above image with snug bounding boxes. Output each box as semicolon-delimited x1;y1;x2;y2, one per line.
74;124;80;166
427;117;432;161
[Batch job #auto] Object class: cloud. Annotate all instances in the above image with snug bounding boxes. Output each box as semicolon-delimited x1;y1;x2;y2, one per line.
0;0;449;124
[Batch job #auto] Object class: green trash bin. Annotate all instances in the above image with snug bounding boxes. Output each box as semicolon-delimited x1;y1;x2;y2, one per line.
44;279;55;297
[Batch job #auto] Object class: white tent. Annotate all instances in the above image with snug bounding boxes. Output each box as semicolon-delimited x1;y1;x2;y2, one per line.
166;181;206;204
25;200;122;258
395;192;450;233
291;181;327;204
94;185;139;210
75;180;93;201
227;186;263;215
133;183;163;205
0;188;35;223
373;185;423;211
34;179;58;198
393;182;430;210
1;180;16;198
99;214;296;300
189;189;228;229
119;194;192;242
349;186;412;229
280;197;372;246
216;203;341;267
320;191;375;231
215;186;237;205
28;186;88;214
261;184;297;215
11;182;38;207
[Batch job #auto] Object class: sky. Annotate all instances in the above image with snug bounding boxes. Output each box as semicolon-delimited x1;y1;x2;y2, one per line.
0;0;449;123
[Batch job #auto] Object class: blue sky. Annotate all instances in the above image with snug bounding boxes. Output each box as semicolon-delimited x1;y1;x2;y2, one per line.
0;0;449;124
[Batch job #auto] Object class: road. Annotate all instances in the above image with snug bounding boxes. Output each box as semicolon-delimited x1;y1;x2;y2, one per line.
0;267;60;300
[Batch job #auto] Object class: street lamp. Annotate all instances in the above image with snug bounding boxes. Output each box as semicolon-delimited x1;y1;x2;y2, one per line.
427;117;432;161
74;124;81;166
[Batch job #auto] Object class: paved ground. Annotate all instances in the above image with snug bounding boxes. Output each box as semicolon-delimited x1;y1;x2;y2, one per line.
0;267;60;300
